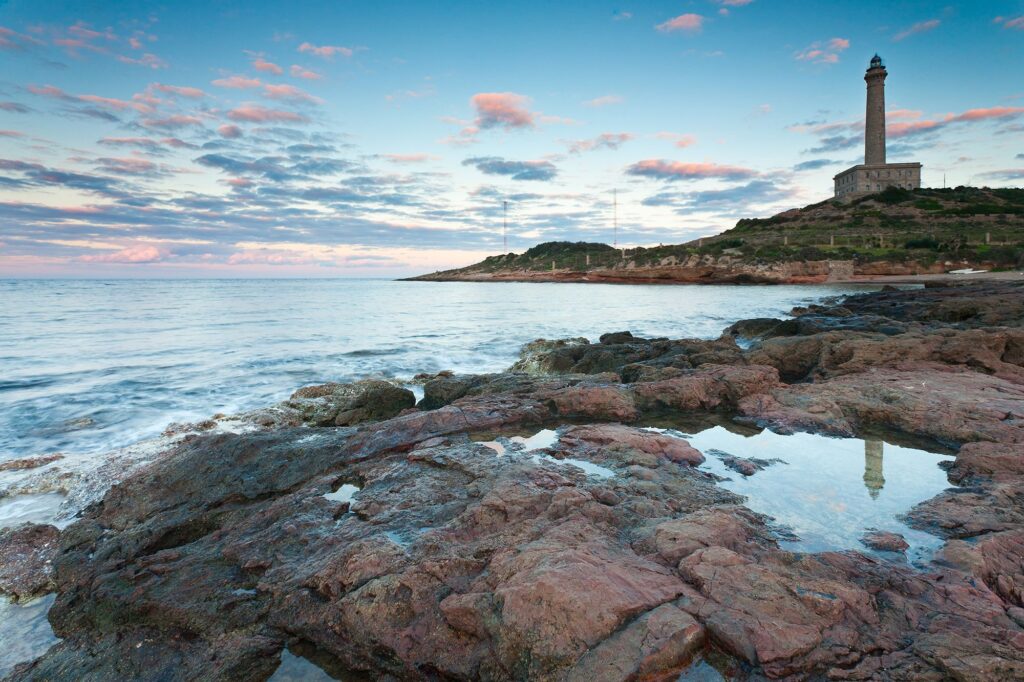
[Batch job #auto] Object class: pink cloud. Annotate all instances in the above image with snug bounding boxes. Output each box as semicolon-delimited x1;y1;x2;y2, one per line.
886;108;922;121
471;92;535;130
0;130;23;137
716;0;754;5
152;83;205;98
655;132;697;148
887;120;946;137
76;94;151;112
212;75;262;89
0;25;46;50
795;38;850;65
381;153;438;163
161;137;198;149
27;84;68;98
226;105;308;123
1002;16;1024;30
567;132;633;154
953;106;1024;122
94;157;157;175
626;159;757;181
67;22;117;42
583;95;622;108
290;64;322;80
217;124;243;139
796;104;1024;144
252;58;283;74
141;115;204;130
263;83;323;104
656;13;704;33
297;42;354;59
116;53;167;69
80;244;165;264
28;84;154;113
227;250;318;265
893;19;940;41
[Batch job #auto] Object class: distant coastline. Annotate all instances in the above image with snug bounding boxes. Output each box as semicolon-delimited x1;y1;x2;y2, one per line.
406;186;1024;286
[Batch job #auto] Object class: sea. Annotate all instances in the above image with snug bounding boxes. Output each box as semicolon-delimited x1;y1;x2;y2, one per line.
0;279;878;463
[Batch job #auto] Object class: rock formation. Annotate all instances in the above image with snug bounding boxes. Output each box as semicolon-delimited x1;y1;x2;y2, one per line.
5;281;1024;681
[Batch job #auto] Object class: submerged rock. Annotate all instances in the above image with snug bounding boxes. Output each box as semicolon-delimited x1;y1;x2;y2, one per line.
859;529;909;553
0;455;64;473
707;449;778;476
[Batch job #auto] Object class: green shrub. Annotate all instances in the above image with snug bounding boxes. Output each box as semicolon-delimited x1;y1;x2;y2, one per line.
904;237;940;249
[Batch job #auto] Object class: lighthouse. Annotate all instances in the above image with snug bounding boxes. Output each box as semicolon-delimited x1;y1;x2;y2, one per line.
833;55;922;199
864;54;887;165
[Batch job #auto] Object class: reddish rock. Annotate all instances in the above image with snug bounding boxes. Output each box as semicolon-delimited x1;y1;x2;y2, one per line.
631;364;780;412
859;529;909;552
0;453;64;472
11;280;1024;681
0;523;59;601
545;384;640;422
565;603;706;681
740;365;1024;445
558;424;704;466
936;529;1024;607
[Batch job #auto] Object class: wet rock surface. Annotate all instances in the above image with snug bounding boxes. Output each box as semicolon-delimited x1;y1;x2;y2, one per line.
0;524;59;601
859;529;909;553
707;449;778;476
287;379;416;426
6;281;1024;681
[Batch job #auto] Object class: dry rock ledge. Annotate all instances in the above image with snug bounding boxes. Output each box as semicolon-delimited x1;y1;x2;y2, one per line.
6;282;1024;681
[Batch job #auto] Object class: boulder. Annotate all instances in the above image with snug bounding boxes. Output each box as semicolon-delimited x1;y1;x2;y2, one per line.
859;530;909;553
287;380;415;426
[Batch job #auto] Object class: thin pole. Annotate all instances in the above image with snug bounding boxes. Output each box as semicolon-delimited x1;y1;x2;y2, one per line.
502;200;508;252
613;189;618;247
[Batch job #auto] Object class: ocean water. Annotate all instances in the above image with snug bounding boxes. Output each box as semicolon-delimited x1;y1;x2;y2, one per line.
0;279;875;462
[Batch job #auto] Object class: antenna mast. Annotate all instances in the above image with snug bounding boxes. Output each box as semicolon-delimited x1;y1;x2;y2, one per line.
613;189;618;247
502;200;508;253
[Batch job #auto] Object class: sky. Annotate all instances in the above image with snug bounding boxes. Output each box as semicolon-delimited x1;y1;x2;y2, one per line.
0;0;1022;277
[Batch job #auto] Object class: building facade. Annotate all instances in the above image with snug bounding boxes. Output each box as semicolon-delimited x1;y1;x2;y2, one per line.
834;163;922;198
834;55;922;199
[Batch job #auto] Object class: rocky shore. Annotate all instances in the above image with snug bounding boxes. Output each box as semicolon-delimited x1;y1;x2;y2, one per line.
3;281;1024;680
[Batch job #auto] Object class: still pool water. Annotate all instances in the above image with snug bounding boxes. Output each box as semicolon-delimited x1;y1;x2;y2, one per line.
673;426;954;563
0;595;59;679
0;279;877;462
482;424;954;564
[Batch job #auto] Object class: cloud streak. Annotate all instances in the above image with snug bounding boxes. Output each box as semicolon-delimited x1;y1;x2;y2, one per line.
626;159;757;181
566;133;633;154
462;156;558;181
656;14;704;34
893;19;940;41
298;42;354;59
794;38;849;65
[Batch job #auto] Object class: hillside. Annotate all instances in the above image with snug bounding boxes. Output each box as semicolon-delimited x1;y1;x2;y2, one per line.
409;187;1024;284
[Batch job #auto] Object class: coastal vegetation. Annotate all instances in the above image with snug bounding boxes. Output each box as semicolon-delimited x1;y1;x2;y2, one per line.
423;187;1024;278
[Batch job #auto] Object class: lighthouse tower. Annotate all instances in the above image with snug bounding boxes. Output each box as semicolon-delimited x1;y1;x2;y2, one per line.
833;55;922;199
864;54;887;165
